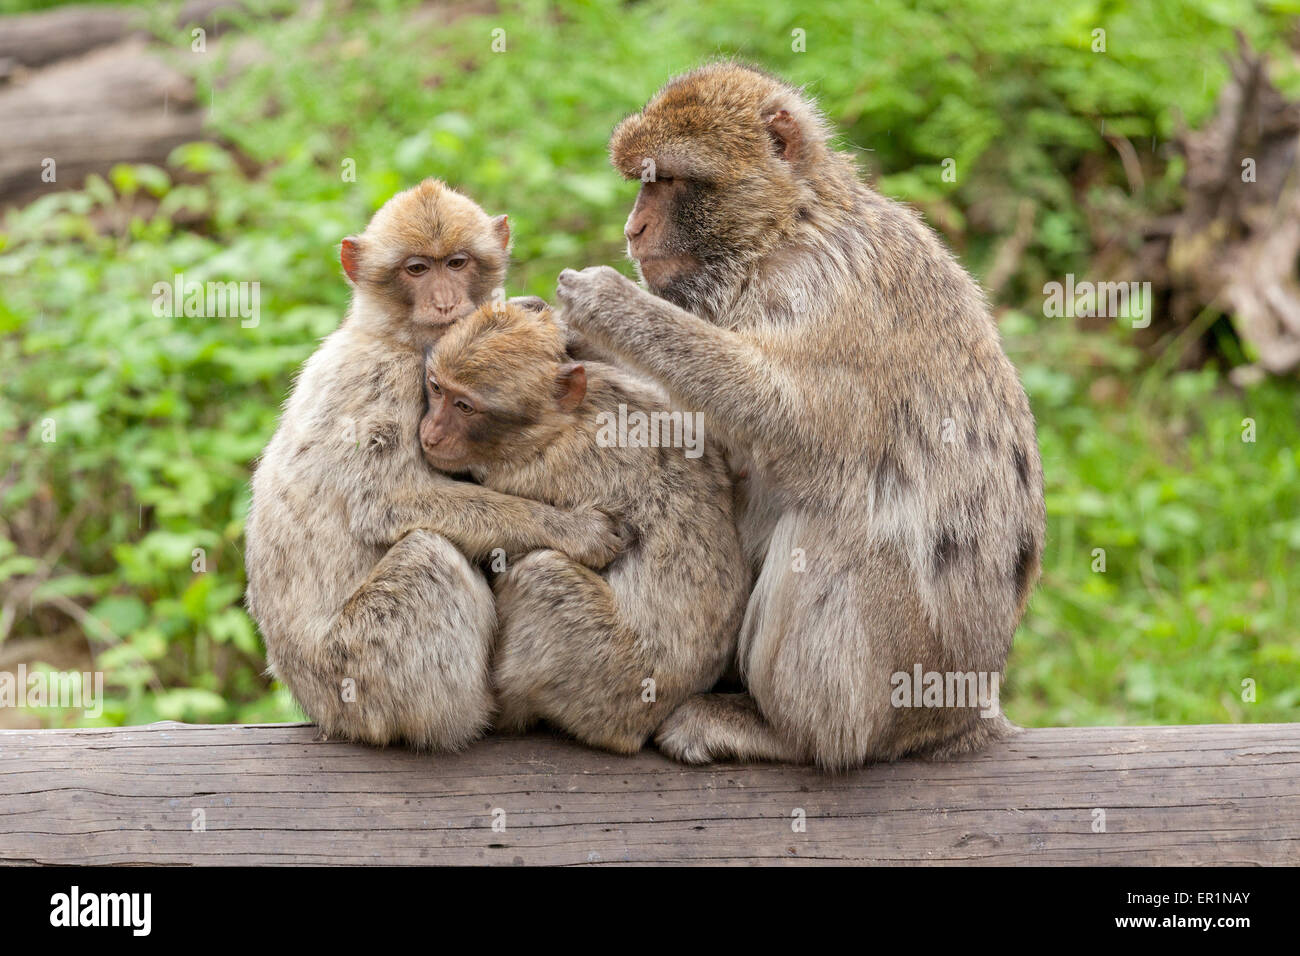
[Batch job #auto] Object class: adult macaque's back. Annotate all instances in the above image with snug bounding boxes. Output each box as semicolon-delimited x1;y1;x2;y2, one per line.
556;63;1046;769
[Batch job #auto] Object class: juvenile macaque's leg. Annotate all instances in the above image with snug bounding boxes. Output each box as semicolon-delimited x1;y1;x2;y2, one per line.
492;549;659;754
310;530;496;750
653;693;804;765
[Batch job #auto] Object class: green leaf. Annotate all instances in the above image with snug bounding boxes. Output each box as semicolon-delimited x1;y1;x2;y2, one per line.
88;596;149;638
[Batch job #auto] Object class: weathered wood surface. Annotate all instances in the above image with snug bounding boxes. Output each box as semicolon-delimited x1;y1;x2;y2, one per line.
1;722;1296;865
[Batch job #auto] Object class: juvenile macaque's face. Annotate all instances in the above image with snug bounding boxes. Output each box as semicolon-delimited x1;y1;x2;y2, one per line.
418;363;492;472
338;187;511;338
418;305;589;474
393;252;482;328
342;237;485;329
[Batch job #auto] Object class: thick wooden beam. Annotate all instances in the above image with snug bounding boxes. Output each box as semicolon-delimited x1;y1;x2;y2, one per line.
0;722;1295;865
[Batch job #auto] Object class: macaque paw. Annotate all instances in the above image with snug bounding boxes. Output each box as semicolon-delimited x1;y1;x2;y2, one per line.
566;504;630;570
555;266;642;335
653;709;716;765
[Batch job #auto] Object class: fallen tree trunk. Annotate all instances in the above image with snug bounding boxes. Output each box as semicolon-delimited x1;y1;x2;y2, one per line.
0;0;239;70
1144;34;1300;376
0;37;203;207
0;1;254;208
1;721;1296;865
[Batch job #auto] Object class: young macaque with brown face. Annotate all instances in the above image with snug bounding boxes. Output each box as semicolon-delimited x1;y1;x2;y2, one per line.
419;302;749;755
245;179;622;751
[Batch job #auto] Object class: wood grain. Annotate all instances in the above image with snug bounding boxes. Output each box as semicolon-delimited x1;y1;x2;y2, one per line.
1;722;1296;865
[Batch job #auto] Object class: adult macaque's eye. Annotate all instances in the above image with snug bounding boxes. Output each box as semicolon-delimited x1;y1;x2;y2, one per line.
404;258;430;276
656;175;674;184
454;399;473;414
446;255;470;271
429;380;441;394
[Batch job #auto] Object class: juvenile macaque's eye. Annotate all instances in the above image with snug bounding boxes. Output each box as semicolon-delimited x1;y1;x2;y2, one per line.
404;258;430;276
428;380;441;394
454;399;473;414
656;175;674;184
446;255;470;271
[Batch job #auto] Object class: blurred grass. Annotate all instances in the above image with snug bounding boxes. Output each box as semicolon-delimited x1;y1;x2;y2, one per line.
1;0;1298;728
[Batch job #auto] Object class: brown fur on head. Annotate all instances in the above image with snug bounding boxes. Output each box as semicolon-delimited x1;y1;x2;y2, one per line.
609;61;837;308
435;302;567;391
421;303;586;473
341;178;510;345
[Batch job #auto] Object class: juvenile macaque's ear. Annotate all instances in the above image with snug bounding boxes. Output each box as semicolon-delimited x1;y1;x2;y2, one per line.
555;362;587;412
764;109;803;163
492;214;510;251
340;236;362;283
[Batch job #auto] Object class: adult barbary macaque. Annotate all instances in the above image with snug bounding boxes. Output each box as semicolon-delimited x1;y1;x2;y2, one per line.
420;302;748;754
556;63;1046;769
245;179;622;750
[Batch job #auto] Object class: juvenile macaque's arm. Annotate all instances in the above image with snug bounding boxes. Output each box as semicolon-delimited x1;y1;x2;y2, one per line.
350;473;622;569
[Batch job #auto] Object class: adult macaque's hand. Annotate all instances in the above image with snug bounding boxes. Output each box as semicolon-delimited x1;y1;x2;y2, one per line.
555;266;648;339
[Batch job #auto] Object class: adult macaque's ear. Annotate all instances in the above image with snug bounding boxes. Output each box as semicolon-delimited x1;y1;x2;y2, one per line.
764;109;803;163
492;214;510;251
555;362;587;412
340;236;362;283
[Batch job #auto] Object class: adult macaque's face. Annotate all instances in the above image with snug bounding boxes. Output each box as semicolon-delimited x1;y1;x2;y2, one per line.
623;176;700;292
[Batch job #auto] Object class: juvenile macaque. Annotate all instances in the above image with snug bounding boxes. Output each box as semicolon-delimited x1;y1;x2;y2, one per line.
557;63;1046;768
420;302;748;754
245;179;622;749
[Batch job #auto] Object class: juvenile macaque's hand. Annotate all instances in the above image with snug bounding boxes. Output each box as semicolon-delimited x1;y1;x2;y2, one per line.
555;266;646;338
506;295;550;314
562;503;629;570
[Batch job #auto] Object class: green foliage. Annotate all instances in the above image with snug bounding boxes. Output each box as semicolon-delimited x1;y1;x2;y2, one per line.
0;0;138;11
1002;314;1300;725
1;0;1297;729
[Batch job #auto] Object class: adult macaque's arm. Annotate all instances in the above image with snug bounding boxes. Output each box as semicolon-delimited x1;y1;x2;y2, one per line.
556;265;805;454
